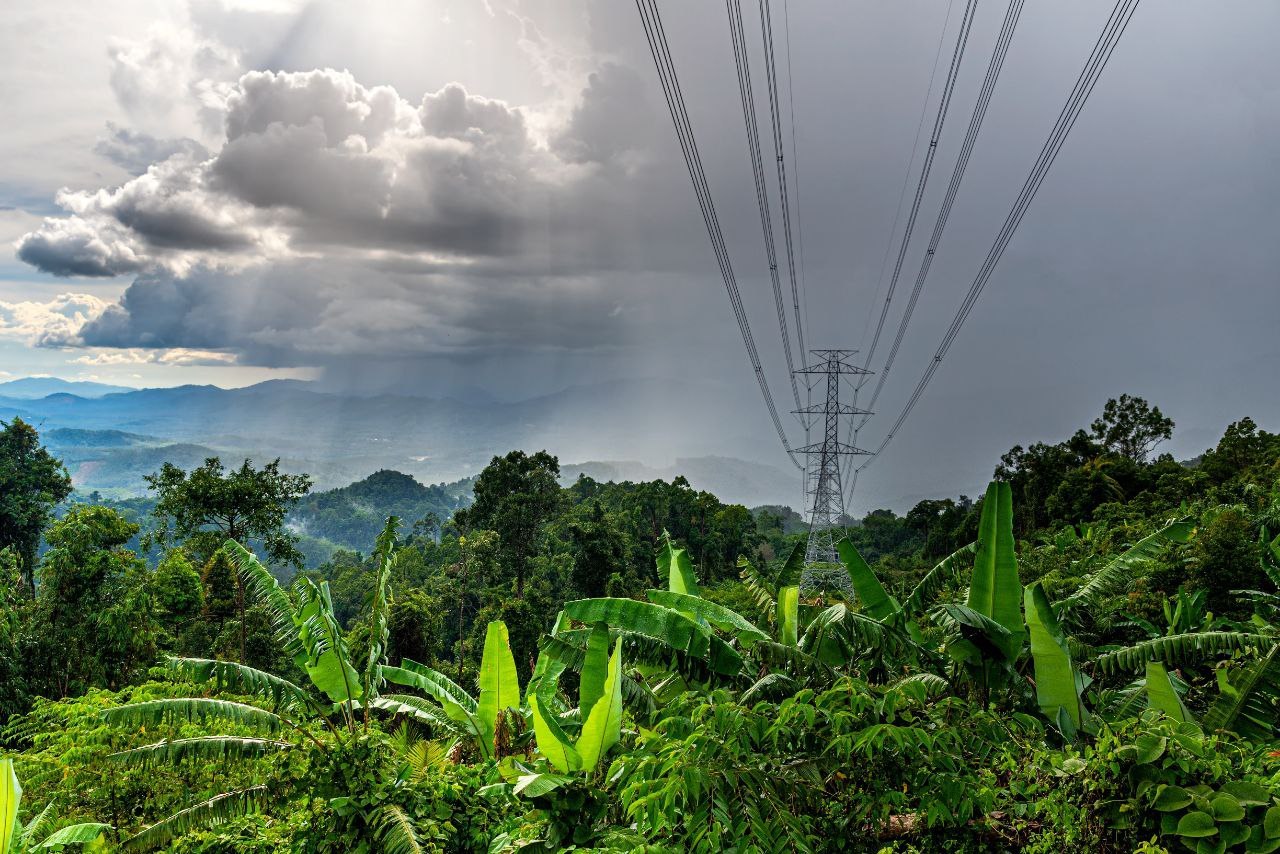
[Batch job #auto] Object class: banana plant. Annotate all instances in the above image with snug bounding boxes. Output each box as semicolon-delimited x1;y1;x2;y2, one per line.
526;625;625;779
99;519;426;851
547;534;909;704
2;758;110;853
377;620;522;760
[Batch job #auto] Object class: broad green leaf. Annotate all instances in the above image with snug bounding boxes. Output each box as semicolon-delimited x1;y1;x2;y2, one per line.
1220;781;1271;807
109;736;292;769
1152;785;1193;811
294;580;362;704
658;534;698;596
362;516;400;700
967;481;1023;661
103;698;284;732
122;786;268;852
902;542;976;620
2;758;20;854
1057;518;1194;614
1025;582;1083;732
579;623;610;720
1203;644;1280;741
476;621;521;757
1145;661;1191;723
1096;632;1263;675
777;586;799;648
514;772;571;798
837;538;897;620
1266;805;1280;838
167;658;314;714
381;660;476;713
224;540;302;659
562;599;709;659
773;540;805;589
1211;794;1245;822
528;693;581;774
645;590;768;648
37;822;111;848
576;638;624;771
1176;810;1218;838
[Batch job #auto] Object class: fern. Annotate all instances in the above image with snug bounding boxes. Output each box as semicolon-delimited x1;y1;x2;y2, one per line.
373;804;424;854
1094;631;1264;674
122;786;268;851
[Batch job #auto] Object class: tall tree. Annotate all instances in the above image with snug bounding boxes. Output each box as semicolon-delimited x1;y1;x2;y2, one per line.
0;418;73;591
454;450;563;596
143;457;312;568
1090;394;1174;462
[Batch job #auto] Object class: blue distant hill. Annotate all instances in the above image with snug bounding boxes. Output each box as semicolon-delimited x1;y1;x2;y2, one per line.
0;377;133;399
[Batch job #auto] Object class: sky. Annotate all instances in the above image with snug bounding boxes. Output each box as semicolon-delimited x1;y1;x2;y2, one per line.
2;0;1279;511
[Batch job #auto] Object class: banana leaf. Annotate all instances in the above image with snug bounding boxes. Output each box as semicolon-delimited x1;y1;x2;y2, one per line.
1025;582;1084;732
837;538;898;620
476;621;521;757
967;481;1023;662
576;638;624;771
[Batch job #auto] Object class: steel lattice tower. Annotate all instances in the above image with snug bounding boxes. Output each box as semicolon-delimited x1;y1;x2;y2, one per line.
794;350;872;594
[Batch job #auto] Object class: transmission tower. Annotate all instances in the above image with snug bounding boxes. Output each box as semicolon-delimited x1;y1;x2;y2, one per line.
794;350;872;593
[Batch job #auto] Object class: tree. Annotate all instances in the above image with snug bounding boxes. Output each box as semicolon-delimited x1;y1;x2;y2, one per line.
1090;394;1174;462
0;418;72;591
27;505;159;695
144;457;313;568
454;450;563;596
565;501;629;598
1191;508;1265;618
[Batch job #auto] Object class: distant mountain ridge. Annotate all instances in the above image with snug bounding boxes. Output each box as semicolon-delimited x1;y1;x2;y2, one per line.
0;377;132;398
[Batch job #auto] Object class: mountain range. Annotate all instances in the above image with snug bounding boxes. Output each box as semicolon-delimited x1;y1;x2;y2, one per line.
1;378;798;508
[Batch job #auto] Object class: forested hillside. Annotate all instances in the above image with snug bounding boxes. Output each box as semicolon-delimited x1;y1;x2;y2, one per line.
2;396;1280;852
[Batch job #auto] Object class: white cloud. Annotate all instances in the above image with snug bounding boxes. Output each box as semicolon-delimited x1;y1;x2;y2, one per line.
0;293;112;345
68;347;237;366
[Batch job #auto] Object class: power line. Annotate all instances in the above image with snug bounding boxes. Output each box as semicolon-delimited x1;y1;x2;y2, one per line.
725;0;804;412
844;0;1026;505
757;0;806;365
851;0;1143;491
780;0;809;360
860;0;978;371
636;0;802;469
856;0;958;354
859;0;1026;425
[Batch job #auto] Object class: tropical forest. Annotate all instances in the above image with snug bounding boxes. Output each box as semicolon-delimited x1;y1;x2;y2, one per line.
2;395;1279;853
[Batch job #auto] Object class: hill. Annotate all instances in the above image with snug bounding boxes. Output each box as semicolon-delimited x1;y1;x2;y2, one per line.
0;377;132;398
289;469;474;555
0;377;797;505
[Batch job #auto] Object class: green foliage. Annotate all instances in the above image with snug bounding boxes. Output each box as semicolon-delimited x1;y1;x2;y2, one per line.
144;457;312;569
0;418;73;590
4;402;1280;853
